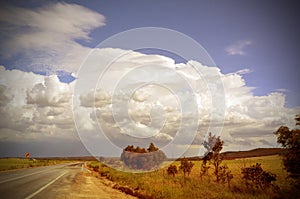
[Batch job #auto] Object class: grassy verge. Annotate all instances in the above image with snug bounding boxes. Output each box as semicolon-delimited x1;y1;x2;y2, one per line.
88;155;294;199
0;158;69;171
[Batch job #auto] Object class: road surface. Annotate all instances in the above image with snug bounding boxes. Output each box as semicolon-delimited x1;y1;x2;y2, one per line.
0;162;136;199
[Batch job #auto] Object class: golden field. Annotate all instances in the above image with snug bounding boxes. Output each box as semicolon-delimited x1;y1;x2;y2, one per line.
89;155;297;199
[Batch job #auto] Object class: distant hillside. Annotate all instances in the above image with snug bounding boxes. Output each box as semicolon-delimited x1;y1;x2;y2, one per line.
35;156;98;161
174;148;284;161
222;148;284;159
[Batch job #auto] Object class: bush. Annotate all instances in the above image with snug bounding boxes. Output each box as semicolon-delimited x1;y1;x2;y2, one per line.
167;165;178;177
179;158;194;177
241;163;277;190
218;165;233;187
89;164;100;172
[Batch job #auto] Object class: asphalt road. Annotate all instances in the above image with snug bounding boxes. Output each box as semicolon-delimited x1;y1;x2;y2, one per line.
0;162;86;199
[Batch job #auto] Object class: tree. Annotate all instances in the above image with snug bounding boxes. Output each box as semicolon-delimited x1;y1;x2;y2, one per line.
202;133;224;182
179;158;194;177
210;138;224;182
135;146;142;153
274;114;300;184
148;142;158;152
167;165;178;177
241;163;277;190
296;114;300;126
200;154;210;180
201;133;233;186
124;145;134;152
140;148;147;153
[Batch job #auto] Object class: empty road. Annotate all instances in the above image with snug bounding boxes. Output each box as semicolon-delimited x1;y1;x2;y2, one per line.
0;163;136;199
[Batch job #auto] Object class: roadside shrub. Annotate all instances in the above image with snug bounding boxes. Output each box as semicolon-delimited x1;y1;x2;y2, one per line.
241;163;277;190
218;165;233;187
167;165;178;177
179;158;194;177
89;163;100;172
200;156;210;180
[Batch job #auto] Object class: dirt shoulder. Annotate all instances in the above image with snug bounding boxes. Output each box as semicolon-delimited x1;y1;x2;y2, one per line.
50;169;137;199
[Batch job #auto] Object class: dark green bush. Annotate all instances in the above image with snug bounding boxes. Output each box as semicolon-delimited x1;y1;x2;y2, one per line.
167;165;178;177
179;158;194;177
241;163;277;189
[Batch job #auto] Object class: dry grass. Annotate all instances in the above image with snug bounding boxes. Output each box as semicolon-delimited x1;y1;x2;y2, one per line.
89;155;295;199
0;158;68;171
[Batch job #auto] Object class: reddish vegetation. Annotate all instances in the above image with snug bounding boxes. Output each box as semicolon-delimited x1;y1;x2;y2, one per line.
121;143;166;170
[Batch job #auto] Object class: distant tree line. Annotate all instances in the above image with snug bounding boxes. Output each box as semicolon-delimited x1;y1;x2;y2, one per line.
121;143;166;170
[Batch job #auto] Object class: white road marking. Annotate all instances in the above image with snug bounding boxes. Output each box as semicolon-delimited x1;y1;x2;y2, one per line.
0;169;51;184
24;171;68;199
81;162;91;173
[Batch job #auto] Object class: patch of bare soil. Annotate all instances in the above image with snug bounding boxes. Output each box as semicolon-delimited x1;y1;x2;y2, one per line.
55;171;137;199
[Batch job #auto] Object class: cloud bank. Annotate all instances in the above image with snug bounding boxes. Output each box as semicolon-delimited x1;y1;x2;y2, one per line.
0;48;298;157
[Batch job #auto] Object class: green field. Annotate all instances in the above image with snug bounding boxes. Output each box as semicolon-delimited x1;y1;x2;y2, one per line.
0;158;68;171
89;155;296;199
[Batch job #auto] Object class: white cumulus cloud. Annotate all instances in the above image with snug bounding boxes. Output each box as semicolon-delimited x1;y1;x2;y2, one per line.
0;47;299;157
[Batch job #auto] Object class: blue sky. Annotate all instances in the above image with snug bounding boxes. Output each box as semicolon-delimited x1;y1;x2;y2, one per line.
0;0;299;157
75;0;300;106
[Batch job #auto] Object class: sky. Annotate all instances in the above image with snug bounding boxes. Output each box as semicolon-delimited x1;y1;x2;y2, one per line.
0;0;299;158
